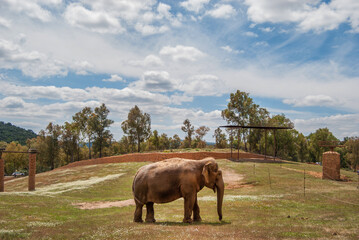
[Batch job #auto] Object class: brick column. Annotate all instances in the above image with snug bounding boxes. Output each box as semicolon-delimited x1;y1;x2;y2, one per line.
322;151;340;180
0;148;4;192
28;149;37;191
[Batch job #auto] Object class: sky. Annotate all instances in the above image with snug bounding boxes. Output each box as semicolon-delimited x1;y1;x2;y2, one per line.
0;0;359;142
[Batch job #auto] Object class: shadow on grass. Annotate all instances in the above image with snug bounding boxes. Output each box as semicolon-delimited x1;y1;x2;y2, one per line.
149;220;231;226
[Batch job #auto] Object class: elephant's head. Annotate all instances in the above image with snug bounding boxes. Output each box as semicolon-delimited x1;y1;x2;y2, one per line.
202;161;224;221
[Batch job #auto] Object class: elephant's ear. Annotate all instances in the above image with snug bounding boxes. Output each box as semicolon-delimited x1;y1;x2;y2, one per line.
202;162;211;184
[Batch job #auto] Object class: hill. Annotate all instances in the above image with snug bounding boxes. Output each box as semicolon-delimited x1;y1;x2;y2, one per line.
2;157;358;239
0;121;37;145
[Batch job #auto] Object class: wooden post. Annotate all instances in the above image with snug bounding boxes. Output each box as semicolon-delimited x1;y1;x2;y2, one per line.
264;129;267;159
28;149;37;191
0;148;4;192
237;129;240;160
268;168;272;189
230;129;233;160
273;129;277;160
304;169;305;197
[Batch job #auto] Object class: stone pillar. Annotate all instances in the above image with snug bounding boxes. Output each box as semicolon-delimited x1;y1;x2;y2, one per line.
322;151;340;180
28;149;37;191
0;149;4;192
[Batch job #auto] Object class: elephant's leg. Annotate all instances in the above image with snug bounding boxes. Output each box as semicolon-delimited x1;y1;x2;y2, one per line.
183;194;196;223
193;196;202;222
134;200;144;223
145;202;156;223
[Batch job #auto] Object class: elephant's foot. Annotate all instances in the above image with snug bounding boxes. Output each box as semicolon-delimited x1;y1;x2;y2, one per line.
134;218;143;223
193;216;202;222
183;218;193;223
145;218;156;223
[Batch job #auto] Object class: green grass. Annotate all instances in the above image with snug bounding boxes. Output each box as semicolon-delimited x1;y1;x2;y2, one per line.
1;159;359;239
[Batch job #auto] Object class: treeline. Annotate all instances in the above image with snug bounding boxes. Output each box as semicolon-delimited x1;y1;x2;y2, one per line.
1;90;358;174
217;90;359;170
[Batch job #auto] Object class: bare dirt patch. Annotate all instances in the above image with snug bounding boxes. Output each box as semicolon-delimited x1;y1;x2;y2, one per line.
222;168;245;189
73;199;135;209
281;166;323;179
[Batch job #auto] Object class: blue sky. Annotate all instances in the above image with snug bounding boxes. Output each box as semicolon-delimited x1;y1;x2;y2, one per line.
1;0;359;141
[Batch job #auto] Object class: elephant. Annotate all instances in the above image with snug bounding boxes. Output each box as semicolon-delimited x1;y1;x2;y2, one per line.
132;157;224;223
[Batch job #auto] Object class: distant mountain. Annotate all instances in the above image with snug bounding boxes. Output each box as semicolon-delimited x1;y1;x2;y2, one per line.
0;121;37;145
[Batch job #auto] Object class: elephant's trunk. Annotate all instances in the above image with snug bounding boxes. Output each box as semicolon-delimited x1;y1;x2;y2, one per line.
216;171;224;221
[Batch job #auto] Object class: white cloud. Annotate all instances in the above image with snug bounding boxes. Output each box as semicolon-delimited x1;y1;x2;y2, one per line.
0;39;67;78
180;0;210;13
254;41;268;47
283;95;339;107
259;27;274;32
294;114;359;139
180;74;225;96
244;31;258;37
0;17;11;28
129;55;164;68
134;23;169;35
221;45;243;54
64;3;125;34
0;82;90;101
102;74;125;82
2;0;54;22
67;0;181;36
244;0;359;33
0;97;26;109
170;93;193;105
130;71;176;92
71;60;93;75
159;45;205;62
206;4;236;19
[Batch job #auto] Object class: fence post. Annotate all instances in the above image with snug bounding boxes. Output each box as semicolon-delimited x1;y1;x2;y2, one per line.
268;168;272;189
28;149;37;191
304;169;305;197
0;148;4;192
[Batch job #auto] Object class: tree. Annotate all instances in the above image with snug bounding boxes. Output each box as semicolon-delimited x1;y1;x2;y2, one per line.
296;133;308;162
345;137;359;171
149;130;160;150
265;114;296;159
73;107;94;159
3;142;28;175
159;133;170;150
213;127;227;148
181;119;194;148
195;126;210;148
307;128;338;162
122;105;151;152
91;103;114;158
44;122;62;170
222;90;257;151
61;122;79;163
248;107;269;153
118;136;131;154
170;134;181;149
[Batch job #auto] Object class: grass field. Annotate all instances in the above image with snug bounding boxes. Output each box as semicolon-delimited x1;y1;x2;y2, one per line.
1;159;359;239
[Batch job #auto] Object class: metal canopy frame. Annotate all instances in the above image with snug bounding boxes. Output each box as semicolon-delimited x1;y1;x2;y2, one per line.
220;125;293;160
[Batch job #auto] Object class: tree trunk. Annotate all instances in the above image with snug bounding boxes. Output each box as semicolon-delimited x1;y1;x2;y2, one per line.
137;134;141;152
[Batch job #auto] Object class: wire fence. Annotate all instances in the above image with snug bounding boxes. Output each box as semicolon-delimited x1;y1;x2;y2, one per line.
244;161;359;207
